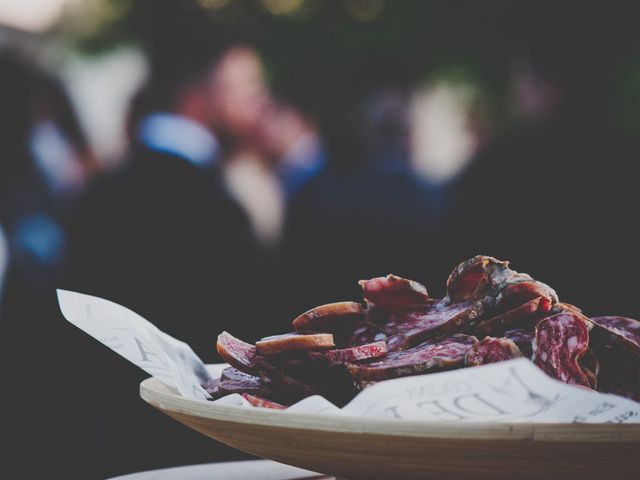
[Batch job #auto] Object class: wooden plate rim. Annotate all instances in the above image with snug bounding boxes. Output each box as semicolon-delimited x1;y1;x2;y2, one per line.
140;374;640;443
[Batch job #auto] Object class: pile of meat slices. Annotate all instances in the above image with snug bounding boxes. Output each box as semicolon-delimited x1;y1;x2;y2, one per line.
206;255;640;409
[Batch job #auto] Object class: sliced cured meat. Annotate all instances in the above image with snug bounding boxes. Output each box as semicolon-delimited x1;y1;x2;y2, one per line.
292;302;364;332
359;274;431;311
503;328;534;357
345;321;386;347
256;333;334;355
254;358;322;398
242;393;286;410
202;378;222;398
220;366;258;382
219;367;273;396
446;256;556;309
589;316;640;358
216;333;320;400
383;300;485;351
446;256;522;303
347;334;478;387
325;341;387;366
473;297;543;337
465;337;523;366
217;331;259;375
579;349;600;390
497;281;557;312
532;312;591;387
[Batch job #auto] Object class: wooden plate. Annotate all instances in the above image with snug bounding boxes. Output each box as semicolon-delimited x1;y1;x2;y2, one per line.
140;368;640;480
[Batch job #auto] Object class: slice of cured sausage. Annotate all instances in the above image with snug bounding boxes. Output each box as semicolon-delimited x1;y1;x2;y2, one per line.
446;256;519;303
589;316;640;358
256;333;335;355
503;328;534;357
465;337;523;366
216;333;317;399
217;331;260;375
292;302;364;332
325;341;387;366
532;312;592;387
383;300;485;351
359;274;431;311
446;255;557;309
473;297;543;337
347;334;478;387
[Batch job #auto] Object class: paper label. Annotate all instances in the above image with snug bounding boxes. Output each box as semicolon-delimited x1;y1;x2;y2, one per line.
57;289;211;400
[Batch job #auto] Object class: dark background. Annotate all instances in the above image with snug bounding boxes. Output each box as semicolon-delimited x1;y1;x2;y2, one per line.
1;1;638;477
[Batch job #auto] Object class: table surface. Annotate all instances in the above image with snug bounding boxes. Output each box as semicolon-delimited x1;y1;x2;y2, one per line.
109;459;331;480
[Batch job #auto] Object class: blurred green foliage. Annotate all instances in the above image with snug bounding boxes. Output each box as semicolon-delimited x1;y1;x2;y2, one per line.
62;0;640;134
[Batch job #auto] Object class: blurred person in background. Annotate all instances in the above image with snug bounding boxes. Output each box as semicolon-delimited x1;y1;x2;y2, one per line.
210;45;287;248
0;47;99;478
66;42;256;357
282;55;441;318
259;101;326;200
442;5;640;319
62;38;258;476
0;48;95;319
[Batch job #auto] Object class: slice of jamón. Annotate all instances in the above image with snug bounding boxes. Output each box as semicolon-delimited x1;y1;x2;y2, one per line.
383;300;485;351
292;302;364;332
532;312;592;387
325;341;387;366
359;274;431;311
347;334;478;388
465;337;523;366
256;333;334;355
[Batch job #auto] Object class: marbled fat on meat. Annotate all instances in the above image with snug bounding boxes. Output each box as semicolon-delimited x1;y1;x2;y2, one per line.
532;312;592;387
